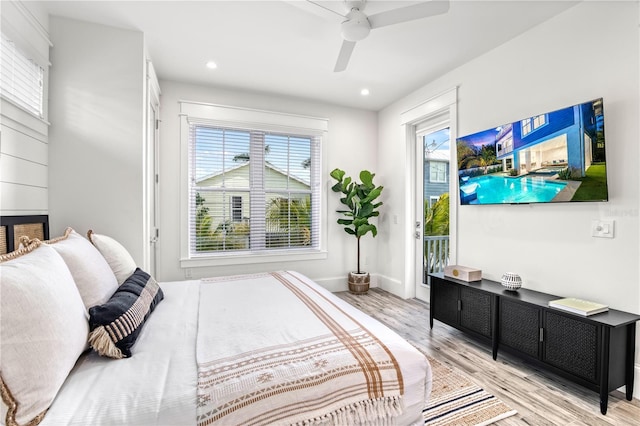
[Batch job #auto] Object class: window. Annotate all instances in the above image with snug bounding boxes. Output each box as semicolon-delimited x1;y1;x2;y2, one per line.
192;125;317;253
533;114;546;129
429;162;447;183
181;101;327;265
521;114;547;136
0;32;44;118
231;196;243;222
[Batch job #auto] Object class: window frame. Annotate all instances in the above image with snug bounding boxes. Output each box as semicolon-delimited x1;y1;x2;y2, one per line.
429;161;447;183
231;195;243;222
0;31;46;119
179;101;328;268
521;114;548;136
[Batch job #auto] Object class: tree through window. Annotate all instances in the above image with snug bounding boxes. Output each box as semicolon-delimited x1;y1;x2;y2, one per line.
190;125;319;254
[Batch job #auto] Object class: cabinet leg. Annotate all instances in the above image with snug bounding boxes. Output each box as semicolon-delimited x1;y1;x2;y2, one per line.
626;323;636;401
491;295;498;360
599;327;610;415
429;284;434;329
599;393;608;415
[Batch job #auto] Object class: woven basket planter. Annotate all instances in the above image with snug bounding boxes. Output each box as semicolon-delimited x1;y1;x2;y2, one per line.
348;272;370;295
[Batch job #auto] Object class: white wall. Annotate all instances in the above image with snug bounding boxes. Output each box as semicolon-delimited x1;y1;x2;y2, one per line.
0;1;50;215
378;0;640;396
48;17;147;264
156;80;378;289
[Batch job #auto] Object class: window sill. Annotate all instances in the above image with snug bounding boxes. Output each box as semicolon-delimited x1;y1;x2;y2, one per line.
180;249;328;268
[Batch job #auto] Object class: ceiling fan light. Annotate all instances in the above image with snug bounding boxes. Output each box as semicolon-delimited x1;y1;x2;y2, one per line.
341;10;370;42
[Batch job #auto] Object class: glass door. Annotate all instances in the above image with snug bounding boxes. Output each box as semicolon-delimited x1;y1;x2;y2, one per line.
416;125;451;301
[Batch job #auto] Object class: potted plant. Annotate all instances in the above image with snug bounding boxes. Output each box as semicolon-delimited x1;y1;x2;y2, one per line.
330;168;383;294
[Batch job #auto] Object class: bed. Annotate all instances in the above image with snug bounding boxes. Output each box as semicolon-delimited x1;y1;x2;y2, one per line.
0;216;431;426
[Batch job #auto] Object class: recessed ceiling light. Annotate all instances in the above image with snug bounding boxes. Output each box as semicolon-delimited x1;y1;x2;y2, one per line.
361;88;370;96
206;61;218;70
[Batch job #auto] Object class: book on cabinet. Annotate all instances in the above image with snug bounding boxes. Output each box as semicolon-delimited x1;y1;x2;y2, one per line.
548;297;609;316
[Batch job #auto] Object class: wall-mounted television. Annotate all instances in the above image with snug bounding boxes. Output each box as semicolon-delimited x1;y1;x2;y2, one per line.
456;98;607;205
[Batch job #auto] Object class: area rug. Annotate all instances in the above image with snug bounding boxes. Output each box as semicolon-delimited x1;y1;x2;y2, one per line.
423;356;517;425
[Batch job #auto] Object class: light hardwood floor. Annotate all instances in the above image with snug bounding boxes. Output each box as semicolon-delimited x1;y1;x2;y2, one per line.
335;288;640;426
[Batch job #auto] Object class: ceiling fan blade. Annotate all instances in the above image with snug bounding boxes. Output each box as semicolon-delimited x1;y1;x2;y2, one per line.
334;40;356;72
368;1;450;29
305;0;345;19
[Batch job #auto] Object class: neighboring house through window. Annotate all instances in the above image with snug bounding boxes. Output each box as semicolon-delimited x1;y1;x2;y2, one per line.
429;161;447;183
180;101;327;266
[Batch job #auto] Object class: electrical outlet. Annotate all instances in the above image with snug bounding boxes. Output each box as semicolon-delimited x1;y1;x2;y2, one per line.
184;268;193;279
591;220;614;239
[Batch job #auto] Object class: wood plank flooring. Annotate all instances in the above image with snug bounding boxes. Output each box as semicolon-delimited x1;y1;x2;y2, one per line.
335;288;640;425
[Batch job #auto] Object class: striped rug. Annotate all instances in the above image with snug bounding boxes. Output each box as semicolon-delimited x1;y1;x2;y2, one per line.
424;356;517;425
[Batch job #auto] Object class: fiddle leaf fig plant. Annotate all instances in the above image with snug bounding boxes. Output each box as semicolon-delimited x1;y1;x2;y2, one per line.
330;168;384;274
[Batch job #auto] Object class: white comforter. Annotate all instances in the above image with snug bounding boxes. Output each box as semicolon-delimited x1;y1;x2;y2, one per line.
38;274;431;426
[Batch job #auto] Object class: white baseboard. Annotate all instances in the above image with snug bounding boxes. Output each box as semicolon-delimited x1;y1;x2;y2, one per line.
377;274;404;298
315;273;411;300
314;273;408;299
312;276;349;292
314;274;381;293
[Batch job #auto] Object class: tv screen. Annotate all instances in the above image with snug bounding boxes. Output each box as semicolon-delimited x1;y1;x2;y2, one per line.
456;98;607;205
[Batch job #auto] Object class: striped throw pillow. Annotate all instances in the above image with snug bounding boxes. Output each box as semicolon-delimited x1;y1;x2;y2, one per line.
88;268;164;358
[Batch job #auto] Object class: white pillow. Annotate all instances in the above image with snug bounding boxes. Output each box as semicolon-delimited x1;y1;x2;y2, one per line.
87;230;137;285
46;228;119;308
0;241;89;426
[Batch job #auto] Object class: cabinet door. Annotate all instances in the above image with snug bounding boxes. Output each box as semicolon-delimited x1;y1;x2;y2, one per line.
459;287;492;338
543;311;599;383
500;298;541;358
431;278;459;326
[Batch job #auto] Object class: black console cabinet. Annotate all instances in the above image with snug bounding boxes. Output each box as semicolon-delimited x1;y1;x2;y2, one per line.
429;273;640;415
430;276;499;356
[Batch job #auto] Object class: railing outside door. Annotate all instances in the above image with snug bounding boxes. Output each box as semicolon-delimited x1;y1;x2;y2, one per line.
424;236;449;280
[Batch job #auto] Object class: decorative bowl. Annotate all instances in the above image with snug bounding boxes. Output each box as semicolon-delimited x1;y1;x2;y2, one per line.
501;272;522;291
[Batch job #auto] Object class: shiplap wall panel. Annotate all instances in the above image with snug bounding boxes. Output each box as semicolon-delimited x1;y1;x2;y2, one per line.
0;182;47;213
0;0;50;216
0;117;49;213
1;123;48;164
0;154;47;188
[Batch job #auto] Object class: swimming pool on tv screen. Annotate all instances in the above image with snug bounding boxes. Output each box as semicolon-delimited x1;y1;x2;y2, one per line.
463;175;567;204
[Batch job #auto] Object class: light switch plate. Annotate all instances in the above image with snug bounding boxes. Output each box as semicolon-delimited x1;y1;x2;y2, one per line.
591;219;614;238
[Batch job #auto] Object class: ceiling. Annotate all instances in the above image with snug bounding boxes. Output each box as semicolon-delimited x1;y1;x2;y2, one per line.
36;1;579;111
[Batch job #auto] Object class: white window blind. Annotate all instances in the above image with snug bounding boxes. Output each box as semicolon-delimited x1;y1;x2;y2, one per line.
0;32;44;118
189;123;321;255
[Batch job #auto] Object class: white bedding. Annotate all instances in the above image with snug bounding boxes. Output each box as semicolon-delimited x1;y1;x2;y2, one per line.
41;280;200;425
37;274;431;426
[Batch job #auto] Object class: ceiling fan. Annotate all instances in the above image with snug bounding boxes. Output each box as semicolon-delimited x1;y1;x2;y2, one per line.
308;0;450;72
